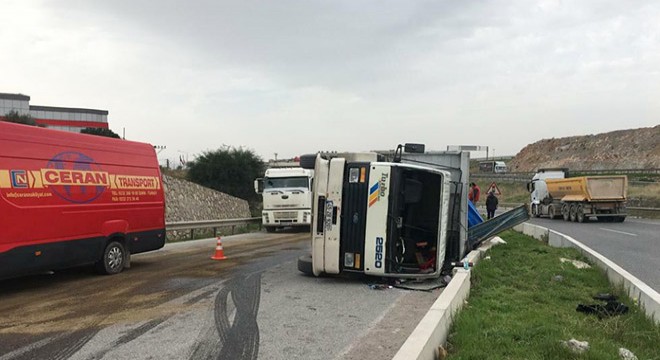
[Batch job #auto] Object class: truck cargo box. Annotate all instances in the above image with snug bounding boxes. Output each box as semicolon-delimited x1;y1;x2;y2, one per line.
546;176;627;202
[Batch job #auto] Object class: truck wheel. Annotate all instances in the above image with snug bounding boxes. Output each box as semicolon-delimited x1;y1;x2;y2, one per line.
562;204;570;221
95;241;125;275
548;205;557;219
297;254;313;275
265;226;277;233
576;205;586;223
299;154;317;170
531;204;540;218
569;204;577;222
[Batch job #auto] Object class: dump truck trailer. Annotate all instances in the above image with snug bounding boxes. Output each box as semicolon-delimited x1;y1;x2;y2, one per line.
528;169;627;222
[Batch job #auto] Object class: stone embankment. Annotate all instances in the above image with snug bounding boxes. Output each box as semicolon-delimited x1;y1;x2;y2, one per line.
162;175;250;223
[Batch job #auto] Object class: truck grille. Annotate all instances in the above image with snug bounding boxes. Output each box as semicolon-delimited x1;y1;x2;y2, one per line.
274;211;297;220
340;163;370;270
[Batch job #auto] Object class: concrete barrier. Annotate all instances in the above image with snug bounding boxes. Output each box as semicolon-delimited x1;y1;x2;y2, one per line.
394;224;660;360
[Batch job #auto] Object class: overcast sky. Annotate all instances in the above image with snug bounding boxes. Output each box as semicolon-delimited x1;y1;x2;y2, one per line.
2;0;659;164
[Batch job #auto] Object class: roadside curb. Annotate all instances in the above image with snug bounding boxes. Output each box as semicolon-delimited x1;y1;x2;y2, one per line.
392;238;497;360
394;223;660;360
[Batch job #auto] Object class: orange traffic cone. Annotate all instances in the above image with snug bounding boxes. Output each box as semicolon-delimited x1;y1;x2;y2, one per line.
211;237;227;260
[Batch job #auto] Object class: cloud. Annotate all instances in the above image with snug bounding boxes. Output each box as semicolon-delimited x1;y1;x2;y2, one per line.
1;0;659;164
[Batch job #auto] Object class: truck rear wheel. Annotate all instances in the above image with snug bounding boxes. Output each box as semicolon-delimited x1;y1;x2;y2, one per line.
548;205;557;219
569;204;577;222
96;241;126;275
562;204;570;221
297;254;313;275
576;204;586;223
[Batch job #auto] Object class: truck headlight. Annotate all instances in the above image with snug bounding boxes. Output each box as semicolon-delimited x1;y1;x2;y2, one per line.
344;252;355;268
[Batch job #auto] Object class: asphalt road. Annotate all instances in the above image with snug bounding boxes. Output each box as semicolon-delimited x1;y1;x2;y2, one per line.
529;217;660;293
0;231;440;360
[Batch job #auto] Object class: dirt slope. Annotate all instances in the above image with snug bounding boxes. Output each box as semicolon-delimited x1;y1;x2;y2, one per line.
509;125;660;172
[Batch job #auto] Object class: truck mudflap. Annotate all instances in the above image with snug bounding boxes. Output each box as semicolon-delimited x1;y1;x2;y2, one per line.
467;205;530;250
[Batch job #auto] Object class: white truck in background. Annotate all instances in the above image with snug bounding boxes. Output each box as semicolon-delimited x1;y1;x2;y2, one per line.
255;167;314;232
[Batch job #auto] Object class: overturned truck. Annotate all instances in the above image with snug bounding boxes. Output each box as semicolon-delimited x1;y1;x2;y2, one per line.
297;144;529;278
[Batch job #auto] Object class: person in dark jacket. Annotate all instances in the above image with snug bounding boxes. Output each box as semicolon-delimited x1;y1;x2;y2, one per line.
486;191;499;219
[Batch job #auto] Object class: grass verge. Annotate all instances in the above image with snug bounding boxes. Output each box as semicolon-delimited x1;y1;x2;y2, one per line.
447;230;660;359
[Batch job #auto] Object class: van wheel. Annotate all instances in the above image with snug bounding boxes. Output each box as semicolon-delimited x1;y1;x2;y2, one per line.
297;254;313;275
299;154;317;170
96;241;125;275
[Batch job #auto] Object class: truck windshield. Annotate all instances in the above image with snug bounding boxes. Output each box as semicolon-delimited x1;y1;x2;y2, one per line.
264;176;309;190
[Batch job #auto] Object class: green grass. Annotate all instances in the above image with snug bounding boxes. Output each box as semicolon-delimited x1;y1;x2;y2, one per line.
447;230;660;360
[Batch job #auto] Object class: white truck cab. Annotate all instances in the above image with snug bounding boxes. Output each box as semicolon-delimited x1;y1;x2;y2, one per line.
300;146;470;279
255;167;314;232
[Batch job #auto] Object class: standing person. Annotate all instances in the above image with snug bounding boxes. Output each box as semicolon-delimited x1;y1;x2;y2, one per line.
486;191;499;219
468;182;481;205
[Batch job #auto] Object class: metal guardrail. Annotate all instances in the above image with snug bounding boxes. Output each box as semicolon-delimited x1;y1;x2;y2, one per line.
166;217;261;239
489;203;660;213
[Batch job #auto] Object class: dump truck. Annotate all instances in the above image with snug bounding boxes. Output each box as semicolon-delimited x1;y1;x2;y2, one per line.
528;168;627;223
296;144;530;278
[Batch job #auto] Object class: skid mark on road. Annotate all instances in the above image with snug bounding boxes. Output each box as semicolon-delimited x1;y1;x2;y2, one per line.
599;228;638;237
190;272;262;360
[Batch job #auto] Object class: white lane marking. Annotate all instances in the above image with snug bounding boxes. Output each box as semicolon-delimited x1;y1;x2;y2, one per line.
599;228;638;237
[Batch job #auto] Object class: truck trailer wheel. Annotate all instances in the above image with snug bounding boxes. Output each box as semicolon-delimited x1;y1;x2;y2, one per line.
548;205;557;219
299;154;317;170
569;204;577;222
576;204;586;223
562;204;570;221
96;241;126;275
297;254;313;276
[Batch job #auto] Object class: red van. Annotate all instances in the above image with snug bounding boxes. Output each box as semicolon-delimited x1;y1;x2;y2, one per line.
0;121;166;279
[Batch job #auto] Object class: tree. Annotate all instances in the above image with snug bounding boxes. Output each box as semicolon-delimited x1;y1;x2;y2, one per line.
187;146;265;209
2;110;37;126
81;127;121;138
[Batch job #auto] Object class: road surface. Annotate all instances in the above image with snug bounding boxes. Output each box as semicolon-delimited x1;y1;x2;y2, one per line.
0;231;440;360
529;217;660;293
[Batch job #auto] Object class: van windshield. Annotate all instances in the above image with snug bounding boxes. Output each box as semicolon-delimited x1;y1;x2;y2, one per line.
264;176;309;190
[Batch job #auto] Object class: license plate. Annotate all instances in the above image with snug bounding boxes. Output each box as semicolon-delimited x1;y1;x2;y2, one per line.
324;200;334;231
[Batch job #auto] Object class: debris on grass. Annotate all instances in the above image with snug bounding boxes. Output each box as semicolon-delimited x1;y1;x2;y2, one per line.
561;339;589;354
619;348;638;360
560;257;591;269
490;237;507;245
484;256;491;260
552;275;564;282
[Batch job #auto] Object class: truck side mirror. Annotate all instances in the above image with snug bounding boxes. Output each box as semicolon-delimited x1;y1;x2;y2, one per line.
254;178;264;194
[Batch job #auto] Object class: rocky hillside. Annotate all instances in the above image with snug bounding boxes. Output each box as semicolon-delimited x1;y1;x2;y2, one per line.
509;125;660;172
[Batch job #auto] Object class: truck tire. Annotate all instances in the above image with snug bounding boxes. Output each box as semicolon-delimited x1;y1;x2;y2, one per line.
562;204;570;221
297;254;313;275
548;205;557;219
569;204;577;222
299;154;317;170
531;204;540;218
576;204;586;223
96;241;126;275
